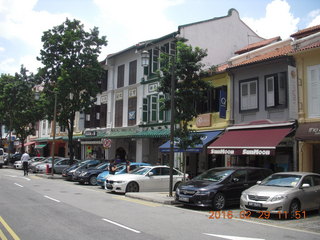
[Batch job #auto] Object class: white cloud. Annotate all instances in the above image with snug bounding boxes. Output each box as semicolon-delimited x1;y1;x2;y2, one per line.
0;46;4;52
0;57;16;74
93;0;184;55
242;0;299;39
307;9;320;27
0;0;71;74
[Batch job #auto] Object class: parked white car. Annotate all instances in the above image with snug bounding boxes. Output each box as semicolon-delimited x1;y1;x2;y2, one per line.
105;165;185;193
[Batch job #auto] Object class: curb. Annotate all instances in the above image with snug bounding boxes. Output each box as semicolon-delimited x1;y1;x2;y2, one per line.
35;173;64;180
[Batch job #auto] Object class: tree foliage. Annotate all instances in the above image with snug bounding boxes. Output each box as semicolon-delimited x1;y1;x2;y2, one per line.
37;18;107;162
158;41;212;149
0;66;44;151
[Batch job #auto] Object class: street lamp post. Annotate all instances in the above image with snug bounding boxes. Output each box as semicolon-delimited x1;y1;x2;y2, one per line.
141;47;176;197
51;91;57;176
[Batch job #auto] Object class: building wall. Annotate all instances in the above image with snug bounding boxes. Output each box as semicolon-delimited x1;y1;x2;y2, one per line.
231;59;293;124
179;9;264;68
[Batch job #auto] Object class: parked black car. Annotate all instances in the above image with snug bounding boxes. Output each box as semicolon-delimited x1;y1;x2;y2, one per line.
76;161;110;185
175;167;272;210
9;153;22;164
62;160;101;181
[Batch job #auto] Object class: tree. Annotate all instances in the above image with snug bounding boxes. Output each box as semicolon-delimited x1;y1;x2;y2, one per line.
158;41;213;179
37;18;107;164
0;66;43;155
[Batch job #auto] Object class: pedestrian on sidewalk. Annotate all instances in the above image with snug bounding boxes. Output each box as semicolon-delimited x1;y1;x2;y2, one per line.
21;150;30;176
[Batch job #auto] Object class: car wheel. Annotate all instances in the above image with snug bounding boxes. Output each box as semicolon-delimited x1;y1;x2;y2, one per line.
212;192;226;210
126;182;139;192
173;182;181;191
89;175;97;185
289;200;300;219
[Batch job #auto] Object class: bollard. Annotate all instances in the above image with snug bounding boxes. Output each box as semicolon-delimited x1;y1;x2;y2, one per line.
46;164;50;174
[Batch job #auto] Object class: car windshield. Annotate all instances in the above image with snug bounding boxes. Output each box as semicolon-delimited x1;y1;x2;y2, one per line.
260;174;302;187
116;165;126;172
131;166;151;175
95;162;109;170
194;169;234;182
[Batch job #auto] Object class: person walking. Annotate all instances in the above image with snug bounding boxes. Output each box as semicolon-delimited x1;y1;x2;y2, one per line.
21;150;30;176
125;160;131;173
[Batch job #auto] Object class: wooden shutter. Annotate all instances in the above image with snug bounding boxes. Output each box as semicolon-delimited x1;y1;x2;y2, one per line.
278;72;286;105
142;98;148;122
115;100;123;127
117;65;125;88
266;76;275;107
151;95;157;121
129;60;137;85
308;65;320;117
100;104;107;128
158;95;165;121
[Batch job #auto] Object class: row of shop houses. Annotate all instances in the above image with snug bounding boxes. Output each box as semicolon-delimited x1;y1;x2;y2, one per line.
6;9;319;175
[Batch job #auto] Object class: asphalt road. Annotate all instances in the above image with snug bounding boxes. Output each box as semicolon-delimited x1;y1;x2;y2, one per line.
1;168;320;240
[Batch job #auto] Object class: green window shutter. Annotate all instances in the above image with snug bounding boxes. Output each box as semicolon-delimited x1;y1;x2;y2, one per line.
158;95;165;121
143;98;148;122
151;95;157;121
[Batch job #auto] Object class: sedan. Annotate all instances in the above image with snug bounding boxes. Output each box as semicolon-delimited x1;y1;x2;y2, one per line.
105;165;184;193
240;172;320;218
77;162;110;185
175;167;272;210
96;162;150;188
35;158;79;174
62;160;101;181
31;157;64;173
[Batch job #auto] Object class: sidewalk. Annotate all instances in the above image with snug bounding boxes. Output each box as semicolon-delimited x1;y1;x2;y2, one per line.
125;192;176;205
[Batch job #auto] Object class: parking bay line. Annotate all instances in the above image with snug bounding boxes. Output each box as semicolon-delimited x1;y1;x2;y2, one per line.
112;195;161;207
0;216;20;240
102;218;141;233
14;183;23;188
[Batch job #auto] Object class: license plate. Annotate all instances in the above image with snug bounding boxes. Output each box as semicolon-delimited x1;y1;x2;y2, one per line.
248;202;262;207
179;197;189;202
106;184;113;189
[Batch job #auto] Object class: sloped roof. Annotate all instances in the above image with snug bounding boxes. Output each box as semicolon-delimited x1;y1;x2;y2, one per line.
234;36;281;54
292;40;320;53
290;24;320;39
229;44;292;69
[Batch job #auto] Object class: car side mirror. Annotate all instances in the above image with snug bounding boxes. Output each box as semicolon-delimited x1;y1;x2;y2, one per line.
148;172;154;177
301;183;310;188
232;177;239;183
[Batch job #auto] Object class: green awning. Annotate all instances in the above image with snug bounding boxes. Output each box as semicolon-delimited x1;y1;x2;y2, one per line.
134;129;170;138
35;144;47;149
104;131;137;139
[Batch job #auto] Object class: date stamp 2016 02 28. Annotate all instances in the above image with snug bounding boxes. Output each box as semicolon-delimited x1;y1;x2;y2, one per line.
208;210;307;220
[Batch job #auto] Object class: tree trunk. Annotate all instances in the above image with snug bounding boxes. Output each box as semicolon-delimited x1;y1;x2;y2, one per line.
67;112;75;165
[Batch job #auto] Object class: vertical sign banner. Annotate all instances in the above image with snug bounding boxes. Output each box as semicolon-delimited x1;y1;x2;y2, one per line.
219;87;227;119
288;66;298;120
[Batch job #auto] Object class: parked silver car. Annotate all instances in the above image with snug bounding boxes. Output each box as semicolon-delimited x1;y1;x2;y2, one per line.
240;172;320;218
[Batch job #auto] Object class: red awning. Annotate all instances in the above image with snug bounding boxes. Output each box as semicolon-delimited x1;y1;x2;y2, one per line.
208;127;292;155
23;141;36;147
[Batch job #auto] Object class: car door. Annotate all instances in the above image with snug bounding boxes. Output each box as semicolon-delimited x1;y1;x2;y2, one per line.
299;175;320;210
145;167;163;191
223;169;247;203
55;159;69;173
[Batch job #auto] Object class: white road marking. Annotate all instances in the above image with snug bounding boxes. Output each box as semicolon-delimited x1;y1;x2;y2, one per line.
14;183;23;188
4;175;31;181
44;195;61;203
203;233;265;240
102;218;141;233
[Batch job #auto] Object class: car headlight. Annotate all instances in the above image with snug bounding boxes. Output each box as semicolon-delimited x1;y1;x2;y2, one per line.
196;190;211;195
176;188;180;194
241;192;248;199
270;195;287;202
115;181;124;183
79;172;87;176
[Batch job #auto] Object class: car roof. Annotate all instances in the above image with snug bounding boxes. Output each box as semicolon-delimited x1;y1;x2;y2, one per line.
272;172;320;176
208;167;270;170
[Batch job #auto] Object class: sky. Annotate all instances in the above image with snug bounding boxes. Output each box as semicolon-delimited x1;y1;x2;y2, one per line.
0;0;320;75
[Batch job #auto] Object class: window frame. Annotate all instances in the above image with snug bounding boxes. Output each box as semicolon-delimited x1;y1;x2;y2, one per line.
239;78;259;112
265;72;287;109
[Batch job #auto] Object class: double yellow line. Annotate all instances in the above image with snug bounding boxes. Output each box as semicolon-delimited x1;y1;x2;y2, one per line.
0;216;20;240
